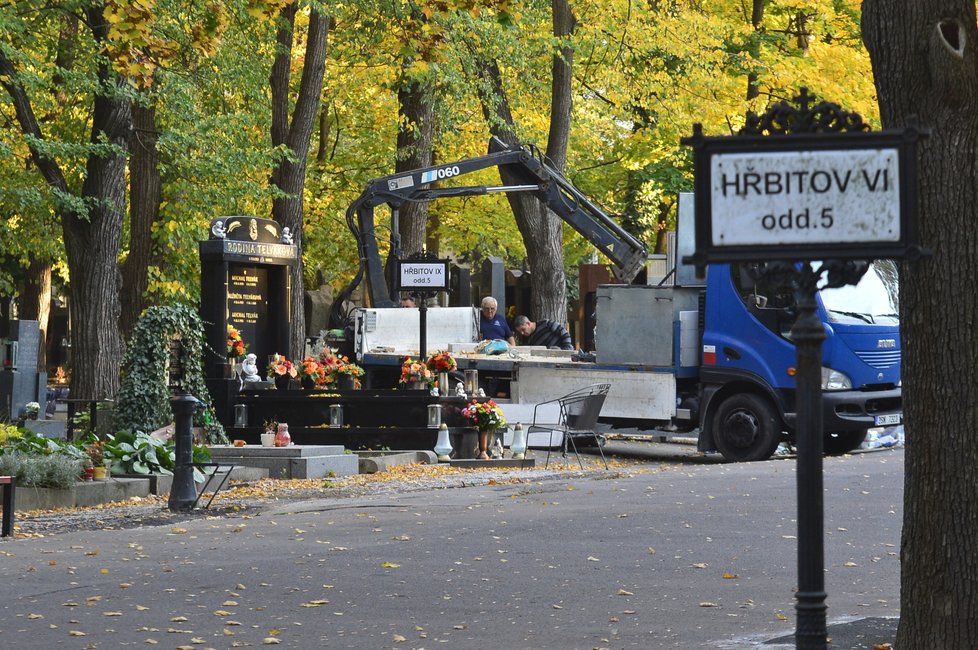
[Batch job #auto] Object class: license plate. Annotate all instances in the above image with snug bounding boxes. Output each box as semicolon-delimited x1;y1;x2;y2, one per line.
875;413;902;426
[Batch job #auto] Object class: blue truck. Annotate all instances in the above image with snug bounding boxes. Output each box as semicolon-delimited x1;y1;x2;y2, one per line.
339;142;903;461
689;258;901;460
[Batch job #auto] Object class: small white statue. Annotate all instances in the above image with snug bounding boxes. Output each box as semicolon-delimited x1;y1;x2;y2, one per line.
455;382;466;397
240;353;261;382
211;219;227;239
430;386;440;397
280;227;294;245
477;388;486;397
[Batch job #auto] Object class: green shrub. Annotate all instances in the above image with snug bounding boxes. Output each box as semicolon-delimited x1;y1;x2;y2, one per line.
104;430;211;482
1;429;86;462
0;451;83;488
0;422;25;446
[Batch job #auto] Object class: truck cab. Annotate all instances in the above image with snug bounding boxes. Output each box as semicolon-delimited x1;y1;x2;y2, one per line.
698;260;902;460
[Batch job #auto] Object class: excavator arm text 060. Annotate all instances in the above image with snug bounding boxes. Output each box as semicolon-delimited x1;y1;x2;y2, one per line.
332;137;648;321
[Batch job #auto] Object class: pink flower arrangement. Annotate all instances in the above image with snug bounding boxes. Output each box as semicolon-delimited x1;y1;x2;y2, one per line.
461;399;506;431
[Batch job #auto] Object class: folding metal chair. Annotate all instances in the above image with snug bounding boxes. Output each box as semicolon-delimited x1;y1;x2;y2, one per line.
526;383;610;469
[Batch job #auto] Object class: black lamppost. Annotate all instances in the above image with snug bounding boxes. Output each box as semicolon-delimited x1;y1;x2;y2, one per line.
167;337;199;512
790;265;828;648
753;259;869;649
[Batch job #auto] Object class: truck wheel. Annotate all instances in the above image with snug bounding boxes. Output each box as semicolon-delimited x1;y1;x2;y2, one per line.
713;394;782;462
824;430;867;455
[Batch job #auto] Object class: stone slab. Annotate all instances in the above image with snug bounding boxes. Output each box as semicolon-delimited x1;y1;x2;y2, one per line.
208;444;346;458
209;453;358;479
14;478;150;511
448;458;535;469
354;451;437;474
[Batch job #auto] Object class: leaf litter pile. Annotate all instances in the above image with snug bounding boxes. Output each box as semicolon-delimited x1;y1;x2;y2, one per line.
10;457;638;538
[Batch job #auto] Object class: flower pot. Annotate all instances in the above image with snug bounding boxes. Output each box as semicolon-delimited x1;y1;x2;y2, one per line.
92;466;108;481
261;432;276;447
274;374;293;391
408;381;427;390
82;466;95;481
337;375;355;391
301;377;316;390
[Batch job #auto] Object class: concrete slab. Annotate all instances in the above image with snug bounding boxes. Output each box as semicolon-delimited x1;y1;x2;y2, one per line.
15;478;150;511
355;451;437;474
206;448;359;479
208;444;346;458
448;458;535;469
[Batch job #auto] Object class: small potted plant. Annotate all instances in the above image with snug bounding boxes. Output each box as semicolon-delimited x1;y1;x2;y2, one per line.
23;401;40;421
84;440;108;479
261;419;278;447
334;359;364;391
399;357;433;389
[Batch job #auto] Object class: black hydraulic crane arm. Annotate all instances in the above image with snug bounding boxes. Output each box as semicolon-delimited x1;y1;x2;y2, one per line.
331;137;648;322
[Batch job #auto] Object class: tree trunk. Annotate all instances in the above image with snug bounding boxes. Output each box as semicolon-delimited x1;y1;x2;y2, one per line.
473;0;575;324
269;5;330;359
121;100;161;343
0;8;129;401
863;2;978;646
746;0;765;100
395;78;435;256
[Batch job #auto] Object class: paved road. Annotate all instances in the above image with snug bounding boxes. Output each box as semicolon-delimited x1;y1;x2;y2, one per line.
0;447;903;649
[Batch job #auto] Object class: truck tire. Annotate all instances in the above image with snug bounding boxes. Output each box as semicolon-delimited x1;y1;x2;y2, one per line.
713;393;782;462
824;430;867;455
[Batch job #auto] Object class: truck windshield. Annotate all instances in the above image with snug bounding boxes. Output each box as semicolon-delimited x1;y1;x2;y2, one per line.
818;261;899;325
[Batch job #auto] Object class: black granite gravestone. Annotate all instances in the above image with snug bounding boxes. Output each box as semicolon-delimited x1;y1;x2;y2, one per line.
199;216;297;427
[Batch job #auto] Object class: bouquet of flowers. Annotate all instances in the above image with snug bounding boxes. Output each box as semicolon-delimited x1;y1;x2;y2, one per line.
461;399;507;432
426;350;457;373
335;359;364;378
267;353;298;379
227;325;247;359
318;347;342;385
399;357;433;385
298;356;325;383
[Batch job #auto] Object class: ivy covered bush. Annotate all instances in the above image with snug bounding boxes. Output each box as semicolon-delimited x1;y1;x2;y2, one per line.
114;305;228;444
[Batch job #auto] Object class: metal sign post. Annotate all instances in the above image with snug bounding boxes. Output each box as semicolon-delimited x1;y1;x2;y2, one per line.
396;253;451;361
682;89;927;650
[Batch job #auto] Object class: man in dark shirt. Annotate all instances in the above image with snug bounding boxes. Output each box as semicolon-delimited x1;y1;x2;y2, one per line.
478;296;515;345
513;315;573;350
